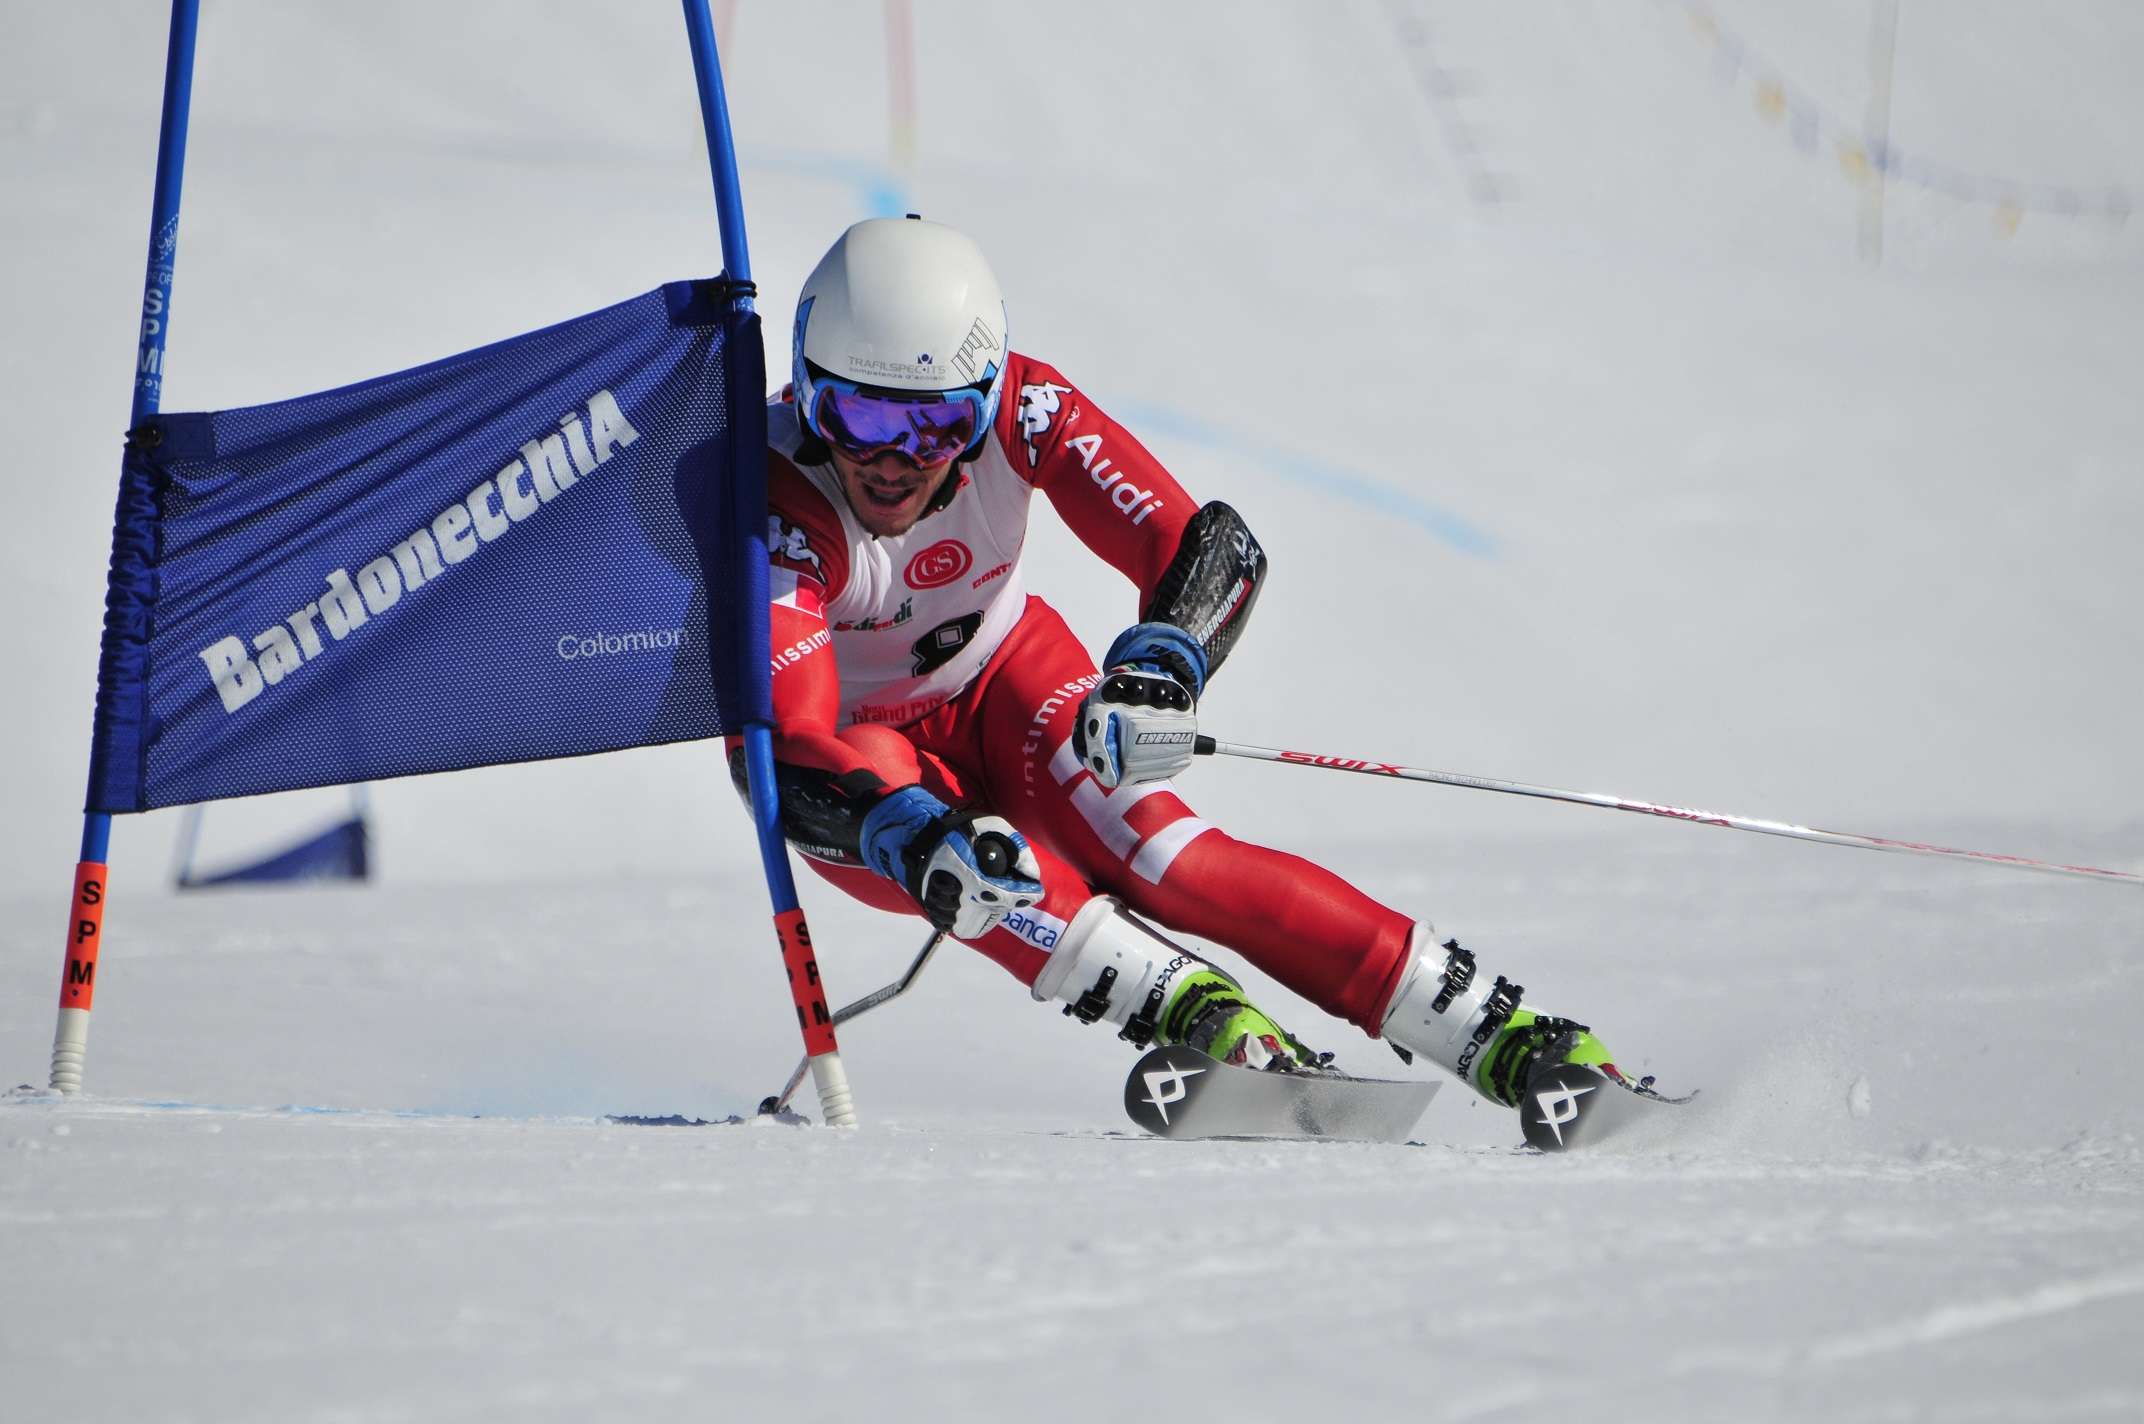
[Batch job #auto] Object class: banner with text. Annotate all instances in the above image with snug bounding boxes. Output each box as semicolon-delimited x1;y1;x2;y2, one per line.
86;279;766;813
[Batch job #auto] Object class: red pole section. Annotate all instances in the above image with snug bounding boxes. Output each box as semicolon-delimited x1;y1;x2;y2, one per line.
51;863;109;1093
774;909;853;1122
775;909;839;1056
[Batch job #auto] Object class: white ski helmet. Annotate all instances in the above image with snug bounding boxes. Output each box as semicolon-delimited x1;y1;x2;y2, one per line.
792;215;1008;461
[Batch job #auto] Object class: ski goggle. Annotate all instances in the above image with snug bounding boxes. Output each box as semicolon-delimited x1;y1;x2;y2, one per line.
804;373;989;467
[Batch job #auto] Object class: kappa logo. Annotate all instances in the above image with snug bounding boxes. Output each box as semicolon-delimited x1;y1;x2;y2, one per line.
904;539;973;589
1141;1062;1207;1124
1532;1079;1598;1147
769;517;825;578
1017;381;1073;468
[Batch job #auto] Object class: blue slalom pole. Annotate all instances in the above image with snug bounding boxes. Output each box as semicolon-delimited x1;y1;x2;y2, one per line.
681;0;753;292
680;0;854;1123
53;0;201;1093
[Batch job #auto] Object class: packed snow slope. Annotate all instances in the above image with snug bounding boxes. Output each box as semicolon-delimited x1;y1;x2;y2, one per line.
3;3;2140;1421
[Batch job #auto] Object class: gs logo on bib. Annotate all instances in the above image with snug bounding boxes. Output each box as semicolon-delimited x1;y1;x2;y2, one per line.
904;540;972;589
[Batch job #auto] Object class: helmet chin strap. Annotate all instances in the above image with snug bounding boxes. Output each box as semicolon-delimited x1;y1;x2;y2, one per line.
920;462;968;516
918;424;993;514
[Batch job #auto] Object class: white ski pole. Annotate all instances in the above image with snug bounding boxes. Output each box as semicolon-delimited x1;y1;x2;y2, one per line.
1194;736;2143;888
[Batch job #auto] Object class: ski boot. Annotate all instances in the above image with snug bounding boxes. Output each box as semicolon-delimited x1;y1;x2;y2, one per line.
1032;896;1321;1070
1380;928;1633;1148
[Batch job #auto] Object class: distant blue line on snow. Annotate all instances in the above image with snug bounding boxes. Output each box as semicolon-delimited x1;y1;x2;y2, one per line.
127;1099;467;1119
737;154;1490;555
1113;401;1498;558
744;150;910;218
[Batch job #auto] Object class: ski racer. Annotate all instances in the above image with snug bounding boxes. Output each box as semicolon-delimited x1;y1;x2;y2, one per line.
746;215;1621;1117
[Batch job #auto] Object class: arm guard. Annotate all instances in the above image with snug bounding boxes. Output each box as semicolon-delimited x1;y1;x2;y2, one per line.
726;746;887;868
1141;501;1267;684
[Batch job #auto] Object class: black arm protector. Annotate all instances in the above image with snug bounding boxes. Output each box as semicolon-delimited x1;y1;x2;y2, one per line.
726;746;887;868
1141;501;1268;683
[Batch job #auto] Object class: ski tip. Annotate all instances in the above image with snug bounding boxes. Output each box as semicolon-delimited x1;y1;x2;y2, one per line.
1518;1063;1695;1151
1604;1063;1700;1106
1519;1065;1615;1152
1124;1045;1213;1139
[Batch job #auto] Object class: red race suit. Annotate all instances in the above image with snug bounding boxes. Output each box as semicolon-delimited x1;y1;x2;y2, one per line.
756;355;1413;1033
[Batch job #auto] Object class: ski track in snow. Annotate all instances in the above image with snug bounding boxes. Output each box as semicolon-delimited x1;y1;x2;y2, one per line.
1805;1267;2144;1364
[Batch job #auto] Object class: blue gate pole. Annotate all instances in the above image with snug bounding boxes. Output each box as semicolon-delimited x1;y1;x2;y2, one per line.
51;0;202;1094
680;0;856;1125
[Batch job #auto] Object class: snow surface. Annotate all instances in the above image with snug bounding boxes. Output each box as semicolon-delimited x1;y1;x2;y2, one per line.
3;3;2142;1420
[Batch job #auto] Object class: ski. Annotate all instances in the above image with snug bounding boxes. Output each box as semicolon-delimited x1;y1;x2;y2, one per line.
1122;1045;1439;1143
1516;1062;1696;1152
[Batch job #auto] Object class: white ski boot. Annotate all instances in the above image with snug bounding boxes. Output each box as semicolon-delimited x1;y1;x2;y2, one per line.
1379;925;1617;1108
1032;897;1319;1069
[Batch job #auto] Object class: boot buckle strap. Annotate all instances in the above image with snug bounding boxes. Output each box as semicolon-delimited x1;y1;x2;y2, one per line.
1118;985;1166;1048
1430;939;1476;1014
1067;965;1118;1024
1471;975;1524;1046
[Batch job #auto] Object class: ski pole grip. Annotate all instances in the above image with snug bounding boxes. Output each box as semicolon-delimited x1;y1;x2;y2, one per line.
971;830;1015;878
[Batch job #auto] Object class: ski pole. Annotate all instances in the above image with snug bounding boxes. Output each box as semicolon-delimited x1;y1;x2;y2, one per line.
760;929;947;1116
1194;736;2143;888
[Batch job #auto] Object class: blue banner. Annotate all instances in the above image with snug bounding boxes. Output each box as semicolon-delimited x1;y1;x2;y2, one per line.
87;278;766;813
178;815;370;889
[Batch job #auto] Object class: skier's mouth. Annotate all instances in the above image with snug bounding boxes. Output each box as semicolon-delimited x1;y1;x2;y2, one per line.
836;449;953;530
858;478;921;510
